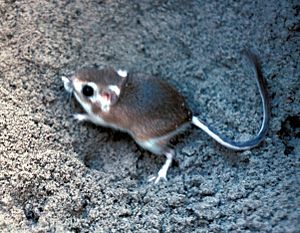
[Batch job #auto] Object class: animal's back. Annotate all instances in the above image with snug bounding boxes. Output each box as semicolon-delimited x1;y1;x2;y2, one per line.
109;73;192;140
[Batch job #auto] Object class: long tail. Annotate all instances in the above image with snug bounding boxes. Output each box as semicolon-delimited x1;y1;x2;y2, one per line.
192;50;271;150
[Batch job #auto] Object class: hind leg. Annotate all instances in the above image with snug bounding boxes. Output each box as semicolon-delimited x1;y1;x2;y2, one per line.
135;137;174;184
148;150;174;184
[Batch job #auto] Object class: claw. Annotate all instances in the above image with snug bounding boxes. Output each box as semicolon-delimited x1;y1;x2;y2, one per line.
154;173;168;184
148;150;173;184
148;175;157;182
148;173;167;184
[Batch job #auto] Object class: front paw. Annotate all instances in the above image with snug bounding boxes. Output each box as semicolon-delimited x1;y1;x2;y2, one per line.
73;113;89;122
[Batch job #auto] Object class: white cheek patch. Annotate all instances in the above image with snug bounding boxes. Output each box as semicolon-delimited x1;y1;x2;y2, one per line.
73;79;82;94
98;95;110;112
102;104;110;112
117;69;128;78
108;85;120;96
61;76;73;93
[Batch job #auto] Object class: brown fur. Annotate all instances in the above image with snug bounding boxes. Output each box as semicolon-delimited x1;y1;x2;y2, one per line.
77;68;192;141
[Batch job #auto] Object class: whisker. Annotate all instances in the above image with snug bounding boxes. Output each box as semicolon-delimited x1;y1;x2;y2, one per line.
67;92;72;103
67;92;74;113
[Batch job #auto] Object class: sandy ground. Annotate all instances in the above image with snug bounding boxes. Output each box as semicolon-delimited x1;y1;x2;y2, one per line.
0;0;299;232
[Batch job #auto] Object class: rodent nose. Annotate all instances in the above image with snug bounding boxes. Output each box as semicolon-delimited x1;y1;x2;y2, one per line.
61;76;73;93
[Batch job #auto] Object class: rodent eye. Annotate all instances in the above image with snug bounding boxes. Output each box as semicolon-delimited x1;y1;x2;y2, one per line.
82;85;94;97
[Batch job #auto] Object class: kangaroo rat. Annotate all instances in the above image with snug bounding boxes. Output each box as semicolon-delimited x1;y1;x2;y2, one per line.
62;50;270;183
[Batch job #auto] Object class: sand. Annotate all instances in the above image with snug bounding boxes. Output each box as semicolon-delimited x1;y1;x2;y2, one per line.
0;0;299;232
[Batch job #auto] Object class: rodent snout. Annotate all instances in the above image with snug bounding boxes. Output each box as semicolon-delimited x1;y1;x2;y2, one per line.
61;76;73;93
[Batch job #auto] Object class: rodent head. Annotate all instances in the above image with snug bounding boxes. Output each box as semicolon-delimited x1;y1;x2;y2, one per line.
62;67;128;113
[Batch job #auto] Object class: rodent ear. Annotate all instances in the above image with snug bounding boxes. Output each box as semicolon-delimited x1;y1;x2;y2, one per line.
100;69;127;108
101;86;120;106
108;85;120;96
